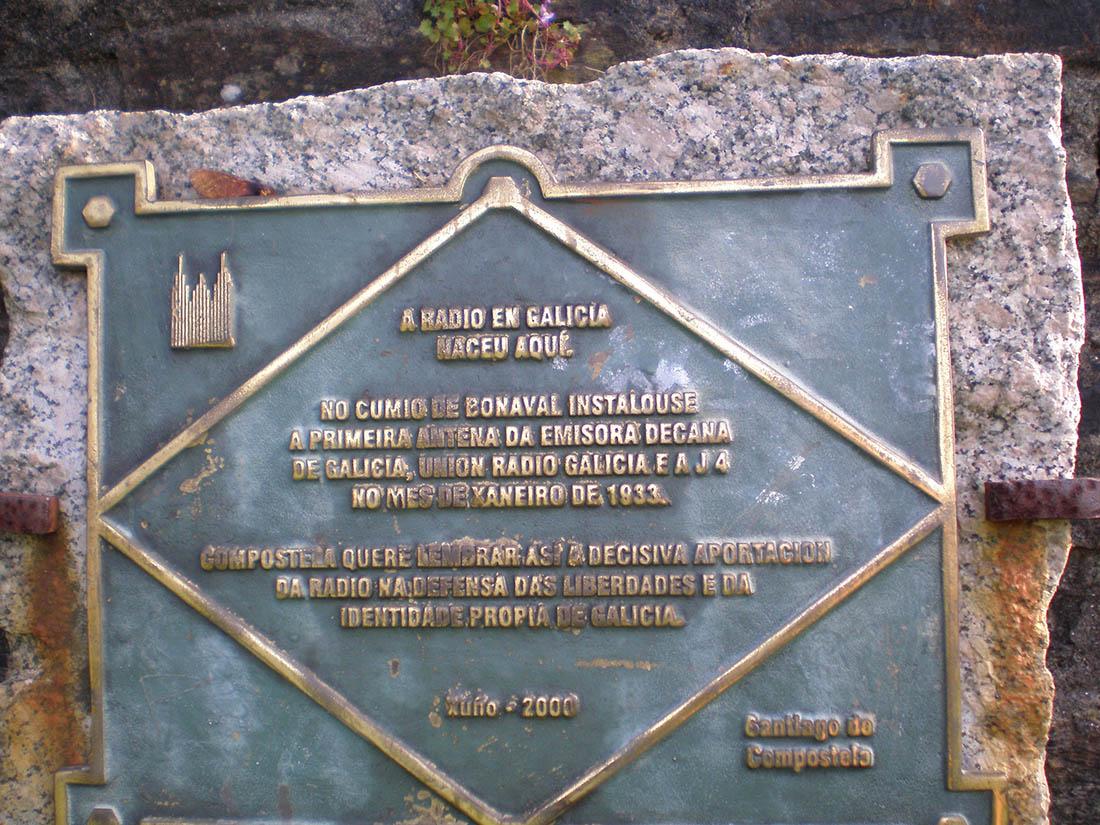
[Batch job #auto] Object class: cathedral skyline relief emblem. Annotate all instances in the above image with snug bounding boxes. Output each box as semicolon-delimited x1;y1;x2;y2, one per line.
169;251;236;348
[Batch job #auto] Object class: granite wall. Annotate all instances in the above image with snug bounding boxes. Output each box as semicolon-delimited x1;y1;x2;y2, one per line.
1;2;1097;823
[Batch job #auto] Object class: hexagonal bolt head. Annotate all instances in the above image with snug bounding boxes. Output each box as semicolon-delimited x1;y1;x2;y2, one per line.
82;196;117;228
912;162;952;199
87;807;121;825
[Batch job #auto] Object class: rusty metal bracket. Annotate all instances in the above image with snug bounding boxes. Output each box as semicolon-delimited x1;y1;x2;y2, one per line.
0;491;60;534
984;479;1100;522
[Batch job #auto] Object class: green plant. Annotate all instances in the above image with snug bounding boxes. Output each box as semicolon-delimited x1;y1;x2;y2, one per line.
419;0;581;78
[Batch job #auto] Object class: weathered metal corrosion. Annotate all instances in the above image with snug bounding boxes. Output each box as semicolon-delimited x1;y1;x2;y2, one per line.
0;491;60;534
984;479;1100;522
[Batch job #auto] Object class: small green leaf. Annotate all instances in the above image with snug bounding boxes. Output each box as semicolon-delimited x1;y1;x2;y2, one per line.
418;18;435;37
475;12;495;32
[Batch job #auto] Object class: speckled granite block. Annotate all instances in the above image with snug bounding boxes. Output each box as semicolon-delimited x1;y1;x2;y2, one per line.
0;48;1082;824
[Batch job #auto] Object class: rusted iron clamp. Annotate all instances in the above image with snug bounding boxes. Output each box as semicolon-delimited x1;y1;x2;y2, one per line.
984;478;1100;522
0;491;60;534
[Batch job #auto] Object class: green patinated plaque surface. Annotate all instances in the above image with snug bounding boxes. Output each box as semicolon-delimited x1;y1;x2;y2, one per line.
54;131;1003;825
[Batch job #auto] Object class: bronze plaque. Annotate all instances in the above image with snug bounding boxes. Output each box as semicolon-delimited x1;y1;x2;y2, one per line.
54;130;1002;825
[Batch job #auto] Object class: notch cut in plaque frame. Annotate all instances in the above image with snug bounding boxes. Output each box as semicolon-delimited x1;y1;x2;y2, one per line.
51;128;1005;825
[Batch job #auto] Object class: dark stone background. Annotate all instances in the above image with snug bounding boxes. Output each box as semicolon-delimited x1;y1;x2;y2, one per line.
0;1;1097;821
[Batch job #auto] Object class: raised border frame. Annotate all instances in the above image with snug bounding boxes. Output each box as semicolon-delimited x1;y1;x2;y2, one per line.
52;128;1003;825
